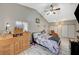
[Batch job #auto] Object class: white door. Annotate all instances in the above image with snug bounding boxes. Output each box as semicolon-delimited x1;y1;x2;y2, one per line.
68;25;75;38
62;25;68;38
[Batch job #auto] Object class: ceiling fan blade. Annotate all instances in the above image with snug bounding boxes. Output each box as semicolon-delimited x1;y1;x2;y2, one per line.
53;8;60;11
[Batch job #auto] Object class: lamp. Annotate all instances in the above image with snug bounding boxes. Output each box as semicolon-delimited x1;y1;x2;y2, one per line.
6;23;10;32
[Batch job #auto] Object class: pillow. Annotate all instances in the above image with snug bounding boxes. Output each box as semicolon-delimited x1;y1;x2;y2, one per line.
40;33;49;40
33;32;41;39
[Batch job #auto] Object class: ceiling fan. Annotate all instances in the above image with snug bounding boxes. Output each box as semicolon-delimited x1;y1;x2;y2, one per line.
44;4;60;15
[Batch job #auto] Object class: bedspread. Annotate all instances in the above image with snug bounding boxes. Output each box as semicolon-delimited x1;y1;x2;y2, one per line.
33;32;60;54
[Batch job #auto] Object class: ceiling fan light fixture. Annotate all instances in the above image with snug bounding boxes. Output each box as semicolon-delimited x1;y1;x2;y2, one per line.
53;11;56;14
50;5;53;11
44;3;60;15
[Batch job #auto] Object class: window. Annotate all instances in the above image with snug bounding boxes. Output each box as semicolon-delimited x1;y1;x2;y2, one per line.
16;21;28;31
23;22;28;31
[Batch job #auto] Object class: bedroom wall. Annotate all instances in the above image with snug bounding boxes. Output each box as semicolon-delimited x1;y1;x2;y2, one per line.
0;3;49;34
49;20;78;39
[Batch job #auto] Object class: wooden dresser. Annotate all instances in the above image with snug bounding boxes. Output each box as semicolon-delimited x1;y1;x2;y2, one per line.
0;32;31;55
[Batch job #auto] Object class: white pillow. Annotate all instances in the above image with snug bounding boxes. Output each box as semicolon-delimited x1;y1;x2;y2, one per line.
33;32;41;39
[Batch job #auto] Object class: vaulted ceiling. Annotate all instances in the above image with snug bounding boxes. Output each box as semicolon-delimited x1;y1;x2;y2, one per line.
19;3;78;22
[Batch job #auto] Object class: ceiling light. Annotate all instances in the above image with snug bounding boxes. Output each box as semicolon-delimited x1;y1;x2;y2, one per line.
44;3;60;15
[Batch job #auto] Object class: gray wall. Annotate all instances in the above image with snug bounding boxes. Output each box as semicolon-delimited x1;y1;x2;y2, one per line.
0;3;49;33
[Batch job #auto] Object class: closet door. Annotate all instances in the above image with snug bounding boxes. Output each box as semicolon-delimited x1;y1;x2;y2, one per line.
62;25;68;38
53;26;58;33
58;26;62;37
50;26;54;30
68;25;75;38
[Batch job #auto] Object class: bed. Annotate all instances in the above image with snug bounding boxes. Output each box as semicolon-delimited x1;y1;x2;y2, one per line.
32;32;60;55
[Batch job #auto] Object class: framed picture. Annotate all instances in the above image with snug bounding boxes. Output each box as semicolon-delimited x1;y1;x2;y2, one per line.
36;18;40;23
